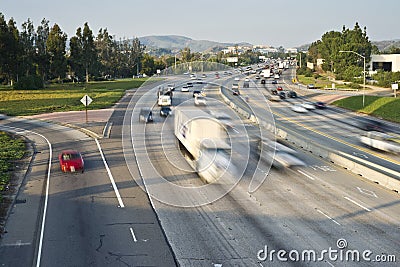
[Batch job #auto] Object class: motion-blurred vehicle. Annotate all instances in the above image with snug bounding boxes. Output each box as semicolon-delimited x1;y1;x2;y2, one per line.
268;94;281;101
181;85;189;92
233;88;240;95
234;77;240;81
201;74;207;78
278;91;286;99
193;90;202;97
360;131;400;153
272;80;277;84
187;82;193;87
291;104;308;113
258;139;305;169
243;81;250;88
261;79;266;84
59;150;84;173
271;88;278;95
139;108;154;122
277;86;283;91
358;118;384;131
194;96;207;106
286;91;298;98
244;78;250;82
307;84;315;89
160;106;172;117
301;102;316;110
314;101;326;109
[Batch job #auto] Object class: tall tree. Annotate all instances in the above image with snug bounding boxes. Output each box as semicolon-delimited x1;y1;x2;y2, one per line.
36;18;50;81
46;23;67;81
68;27;84;81
19;18;36;77
95;28;114;78
81;22;98;82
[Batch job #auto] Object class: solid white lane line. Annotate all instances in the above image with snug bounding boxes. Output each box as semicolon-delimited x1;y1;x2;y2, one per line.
129;227;137;243
95;138;125;208
343;196;371;212
2;126;53;267
317;209;341;226
297;170;315;180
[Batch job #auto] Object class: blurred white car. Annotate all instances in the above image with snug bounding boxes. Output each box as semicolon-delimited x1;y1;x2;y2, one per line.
244;78;250;82
181;85;189;92
194;96;207;106
301;102;316;110
234;77;240;81
291;104;308;113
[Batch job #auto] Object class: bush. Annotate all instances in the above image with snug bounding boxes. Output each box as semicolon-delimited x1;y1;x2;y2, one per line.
348;83;361;89
14;75;44;90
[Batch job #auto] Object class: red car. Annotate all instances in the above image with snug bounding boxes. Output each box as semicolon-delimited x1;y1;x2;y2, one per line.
59;150;84;173
277;86;283;91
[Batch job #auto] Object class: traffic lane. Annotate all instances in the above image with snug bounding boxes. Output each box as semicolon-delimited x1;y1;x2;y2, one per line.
252;146;400;264
270;103;400;171
41;134;176;266
140;104;310;266
0;123;51;267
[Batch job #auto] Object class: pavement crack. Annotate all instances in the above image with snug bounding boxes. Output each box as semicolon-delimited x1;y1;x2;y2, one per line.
96;234;105;252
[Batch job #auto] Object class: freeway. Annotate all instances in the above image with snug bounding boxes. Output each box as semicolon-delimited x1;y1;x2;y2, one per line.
123;69;399;266
222;68;400;180
0;64;398;267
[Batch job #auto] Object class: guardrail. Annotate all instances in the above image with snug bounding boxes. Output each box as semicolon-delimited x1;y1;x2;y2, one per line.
218;83;400;193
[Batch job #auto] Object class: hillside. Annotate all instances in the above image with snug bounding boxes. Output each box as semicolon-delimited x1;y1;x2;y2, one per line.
139;35;252;53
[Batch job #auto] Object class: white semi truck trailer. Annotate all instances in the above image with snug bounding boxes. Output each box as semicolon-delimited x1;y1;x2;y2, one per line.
175;108;232;183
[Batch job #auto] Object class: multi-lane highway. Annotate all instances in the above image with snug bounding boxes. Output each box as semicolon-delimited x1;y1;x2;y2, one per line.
0;64;399;266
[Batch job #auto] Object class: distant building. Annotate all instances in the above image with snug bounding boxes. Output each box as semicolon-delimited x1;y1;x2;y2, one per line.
370;54;400;72
285;48;298;54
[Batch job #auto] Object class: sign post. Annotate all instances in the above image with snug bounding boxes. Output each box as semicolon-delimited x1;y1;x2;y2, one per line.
80;95;93;123
392;83;398;98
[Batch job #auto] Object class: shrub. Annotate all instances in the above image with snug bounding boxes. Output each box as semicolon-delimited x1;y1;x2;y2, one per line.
14;75;44;90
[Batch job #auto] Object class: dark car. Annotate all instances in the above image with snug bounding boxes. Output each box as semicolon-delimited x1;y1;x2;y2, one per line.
314;101;326;109
160;106;172;117
278;91;286;99
272;80;278;84
59;150;84;173
233;88;240;95
261;79;266;84
358;118;384;131
271;88;278;95
193;90;202;97
287;91;298;98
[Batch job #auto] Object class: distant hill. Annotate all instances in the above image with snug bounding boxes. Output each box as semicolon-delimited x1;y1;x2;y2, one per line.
139;35;252;53
372;39;400;52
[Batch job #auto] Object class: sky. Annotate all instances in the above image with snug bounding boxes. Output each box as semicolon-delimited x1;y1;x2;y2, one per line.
1;0;399;48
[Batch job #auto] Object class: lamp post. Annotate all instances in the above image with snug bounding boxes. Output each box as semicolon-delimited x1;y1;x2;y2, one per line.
339;50;366;107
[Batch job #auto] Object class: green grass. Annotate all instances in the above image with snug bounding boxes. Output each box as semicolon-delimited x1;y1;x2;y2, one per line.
0;78;148;116
0;131;26;201
332;96;400;123
296;75;332;89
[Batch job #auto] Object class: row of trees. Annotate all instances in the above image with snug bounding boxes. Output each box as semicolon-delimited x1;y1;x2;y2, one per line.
0;13;145;88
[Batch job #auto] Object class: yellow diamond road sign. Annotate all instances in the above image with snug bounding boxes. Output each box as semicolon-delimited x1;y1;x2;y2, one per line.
80;95;93;106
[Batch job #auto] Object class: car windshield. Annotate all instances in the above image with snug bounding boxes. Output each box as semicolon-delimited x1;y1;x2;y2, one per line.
62;153;80;161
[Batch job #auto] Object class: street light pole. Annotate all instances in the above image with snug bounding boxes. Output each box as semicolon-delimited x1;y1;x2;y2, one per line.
339;50;366;107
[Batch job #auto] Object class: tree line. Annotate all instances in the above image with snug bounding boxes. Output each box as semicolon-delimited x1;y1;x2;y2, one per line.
0;13;145;88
